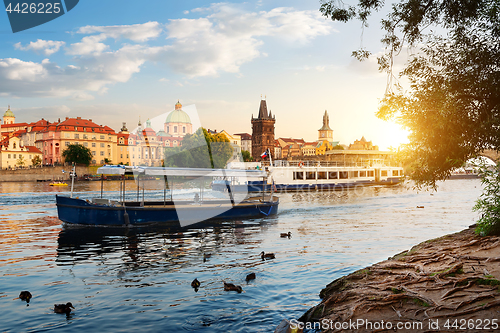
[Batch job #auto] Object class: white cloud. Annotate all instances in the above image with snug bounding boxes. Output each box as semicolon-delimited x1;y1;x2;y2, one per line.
14;39;65;56
66;34;109;56
76;22;163;42
0;5;334;98
159;5;333;76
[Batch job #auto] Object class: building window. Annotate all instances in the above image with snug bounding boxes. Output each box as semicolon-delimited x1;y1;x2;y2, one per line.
293;172;303;180
92;143;96;147
83;134;88;139
381;170;388;177
100;143;104;148
183;127;186;133
92;135;96;140
92;151;96;156
100;135;105;140
13;154;16;159
92;160;96;164
84;142;88;147
13;142;16;148
174;126;177;132
100;151;104;156
65;142;70;146
120;154;123;158
7;154;11;159
29;155;32;159
65;133;70;138
74;134;79;139
167;127;169;133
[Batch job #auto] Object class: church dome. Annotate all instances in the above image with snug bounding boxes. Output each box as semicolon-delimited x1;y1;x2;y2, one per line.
166;109;191;124
4;108;14;118
156;130;170;137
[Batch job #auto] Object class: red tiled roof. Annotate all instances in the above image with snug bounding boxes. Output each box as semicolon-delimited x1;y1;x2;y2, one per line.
25;146;42;154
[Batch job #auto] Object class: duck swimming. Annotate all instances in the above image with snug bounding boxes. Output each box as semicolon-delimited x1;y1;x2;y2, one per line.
54;302;74;314
191;278;201;289
246;273;256;282
260;251;275;260
280;232;292;238
223;282;242;293
19;291;32;303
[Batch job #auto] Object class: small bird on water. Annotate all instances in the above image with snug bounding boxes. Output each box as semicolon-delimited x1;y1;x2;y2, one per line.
223;282;242;293
19;291;32;305
191;278;201;291
260;251;275;260
246;273;256;282
280;232;292;238
54;302;74;315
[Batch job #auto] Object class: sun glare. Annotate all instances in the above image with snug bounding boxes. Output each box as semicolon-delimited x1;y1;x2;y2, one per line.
380;122;409;150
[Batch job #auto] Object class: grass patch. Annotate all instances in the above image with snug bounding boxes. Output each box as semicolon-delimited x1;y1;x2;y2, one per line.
430;267;464;277
475;278;500;286
391;288;405;294
412;298;430;307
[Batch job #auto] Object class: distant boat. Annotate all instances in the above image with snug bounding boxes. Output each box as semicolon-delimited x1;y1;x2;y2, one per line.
56;166;279;228
212;161;404;193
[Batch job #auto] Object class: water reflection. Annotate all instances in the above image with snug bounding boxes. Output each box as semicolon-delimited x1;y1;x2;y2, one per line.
56;219;276;271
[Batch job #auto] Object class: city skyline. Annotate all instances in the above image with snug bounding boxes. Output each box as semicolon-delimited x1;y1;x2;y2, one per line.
0;0;409;150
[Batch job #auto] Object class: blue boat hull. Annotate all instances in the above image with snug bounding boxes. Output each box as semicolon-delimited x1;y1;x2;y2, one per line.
56;195;279;227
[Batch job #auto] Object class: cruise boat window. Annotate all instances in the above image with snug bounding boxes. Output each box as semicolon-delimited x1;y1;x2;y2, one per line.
317;172;327;180
381;170;388;177
339;171;348;179
392;170;399;176
360;171;366;177
293;172;304;180
350;171;358;178
368;170;374;177
306;172;316;180
328;172;338;179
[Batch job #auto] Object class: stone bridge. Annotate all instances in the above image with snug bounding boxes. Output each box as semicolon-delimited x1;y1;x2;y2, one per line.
479;150;500;162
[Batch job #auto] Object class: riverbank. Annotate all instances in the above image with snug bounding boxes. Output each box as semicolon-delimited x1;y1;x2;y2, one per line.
291;226;500;333
0;165;95;182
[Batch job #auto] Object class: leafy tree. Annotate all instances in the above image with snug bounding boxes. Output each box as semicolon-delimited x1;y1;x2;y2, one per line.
32;155;41;167
242;150;253;162
163;128;232;168
320;0;500;188
322;0;500;235
16;155;25;167
62;144;93;166
473;162;500;236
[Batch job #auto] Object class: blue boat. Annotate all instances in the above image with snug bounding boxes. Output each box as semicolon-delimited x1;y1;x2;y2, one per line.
56;166;279;228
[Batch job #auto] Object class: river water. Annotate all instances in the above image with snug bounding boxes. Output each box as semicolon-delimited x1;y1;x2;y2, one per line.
0;179;482;332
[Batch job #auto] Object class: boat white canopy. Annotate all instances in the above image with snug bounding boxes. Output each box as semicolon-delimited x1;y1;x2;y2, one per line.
97;165;268;178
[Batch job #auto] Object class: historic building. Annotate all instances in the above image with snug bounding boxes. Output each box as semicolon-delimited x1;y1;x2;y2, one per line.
118;101;194;166
349;136;378;150
36;117;118;165
1;106;29;138
234;133;252;155
318;110;333;141
164;100;192;138
316;110;339;155
251;99;275;160
0;134;42;169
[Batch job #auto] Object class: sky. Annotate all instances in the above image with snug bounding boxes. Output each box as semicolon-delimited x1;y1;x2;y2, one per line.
0;0;409;150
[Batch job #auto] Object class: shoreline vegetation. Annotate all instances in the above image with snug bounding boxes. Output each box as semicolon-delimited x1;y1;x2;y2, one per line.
277;225;500;333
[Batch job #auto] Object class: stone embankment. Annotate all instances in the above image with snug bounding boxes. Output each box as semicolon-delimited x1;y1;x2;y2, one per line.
0;166;95;182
